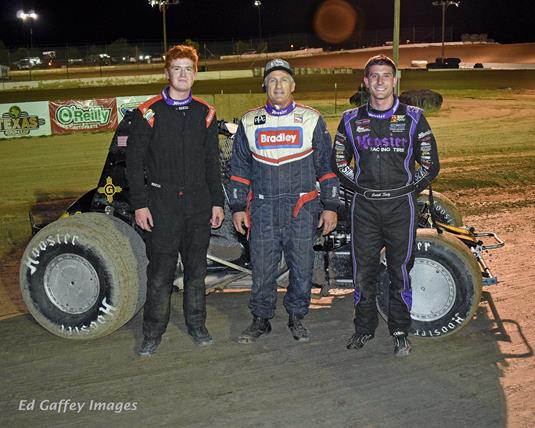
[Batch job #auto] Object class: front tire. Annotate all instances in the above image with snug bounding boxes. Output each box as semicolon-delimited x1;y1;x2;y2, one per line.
20;213;147;339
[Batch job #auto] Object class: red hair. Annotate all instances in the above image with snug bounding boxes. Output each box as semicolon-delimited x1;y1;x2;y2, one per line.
165;45;199;70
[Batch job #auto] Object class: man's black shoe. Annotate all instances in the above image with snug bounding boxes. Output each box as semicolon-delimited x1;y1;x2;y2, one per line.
187;325;213;346
138;336;162;357
393;331;412;357
288;315;310;342
238;316;271;344
346;333;374;350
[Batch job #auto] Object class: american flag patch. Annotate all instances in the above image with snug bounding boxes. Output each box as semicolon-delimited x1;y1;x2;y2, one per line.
117;136;128;147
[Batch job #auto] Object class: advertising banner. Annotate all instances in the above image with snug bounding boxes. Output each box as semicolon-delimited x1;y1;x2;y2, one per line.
49;98;118;135
116;95;155;122
0;101;52;139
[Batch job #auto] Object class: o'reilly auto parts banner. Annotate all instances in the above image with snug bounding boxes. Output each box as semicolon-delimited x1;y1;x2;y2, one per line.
49;98;118;135
116;95;154;122
0;101;52;139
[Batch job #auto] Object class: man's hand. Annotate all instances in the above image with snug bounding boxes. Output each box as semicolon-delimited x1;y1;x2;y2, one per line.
318;210;337;236
211;206;225;229
232;211;249;235
135;207;154;232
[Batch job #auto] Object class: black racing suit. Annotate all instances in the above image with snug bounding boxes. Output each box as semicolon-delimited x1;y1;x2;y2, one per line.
332;97;440;335
229;101;339;319
126;89;224;339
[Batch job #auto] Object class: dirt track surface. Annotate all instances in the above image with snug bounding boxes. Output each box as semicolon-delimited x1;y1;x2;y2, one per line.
287;43;535;68
210;42;535;70
1;199;535;427
0;286;510;427
462;207;535;427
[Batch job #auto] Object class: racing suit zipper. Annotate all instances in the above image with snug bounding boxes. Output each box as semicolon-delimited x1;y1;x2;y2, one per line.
177;108;186;201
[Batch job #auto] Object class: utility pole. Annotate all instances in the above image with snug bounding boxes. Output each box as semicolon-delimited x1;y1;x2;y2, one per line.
148;0;180;55
16;9;38;81
432;1;460;60
392;0;401;95
253;1;263;45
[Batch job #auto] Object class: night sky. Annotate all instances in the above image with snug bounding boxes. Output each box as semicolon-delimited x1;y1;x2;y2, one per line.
1;0;533;48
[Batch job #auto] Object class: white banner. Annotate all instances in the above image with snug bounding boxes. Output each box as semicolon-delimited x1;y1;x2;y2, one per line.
0;101;52;139
116;95;155;122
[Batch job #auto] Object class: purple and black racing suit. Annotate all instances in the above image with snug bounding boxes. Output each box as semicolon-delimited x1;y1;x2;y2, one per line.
332;97;440;335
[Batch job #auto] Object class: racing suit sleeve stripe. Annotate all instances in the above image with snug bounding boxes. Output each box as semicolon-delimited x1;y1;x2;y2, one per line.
230;175;251;185
319;172;337;183
332;113;358;191
229;121;253;212
411;113;440;192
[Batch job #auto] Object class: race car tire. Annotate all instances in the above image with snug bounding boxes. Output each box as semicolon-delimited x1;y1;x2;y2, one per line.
417;190;463;227
20;212;147;340
376;229;482;339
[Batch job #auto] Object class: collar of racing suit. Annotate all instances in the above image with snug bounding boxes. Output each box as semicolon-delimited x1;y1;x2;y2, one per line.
265;99;296;116
161;86;193;106
366;96;400;120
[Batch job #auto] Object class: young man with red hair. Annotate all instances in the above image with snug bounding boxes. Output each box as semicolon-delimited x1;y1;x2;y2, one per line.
126;45;224;356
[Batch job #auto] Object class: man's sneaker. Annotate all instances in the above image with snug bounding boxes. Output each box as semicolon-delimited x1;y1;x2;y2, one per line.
346;333;374;350
288;315;310;342
238;316;271;344
138;336;162;357
393;331;412;357
187;325;213;346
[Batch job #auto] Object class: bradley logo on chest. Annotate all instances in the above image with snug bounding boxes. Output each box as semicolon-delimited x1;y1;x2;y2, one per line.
255;127;303;150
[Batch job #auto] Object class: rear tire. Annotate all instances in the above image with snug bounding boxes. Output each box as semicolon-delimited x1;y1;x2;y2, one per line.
377;229;482;338
417;190;463;227
20;212;147;340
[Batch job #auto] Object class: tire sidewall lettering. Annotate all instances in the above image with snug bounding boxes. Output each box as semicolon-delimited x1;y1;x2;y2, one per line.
24;239;115;335
412;312;465;337
378;233;480;339
408;241;475;337
25;233;79;276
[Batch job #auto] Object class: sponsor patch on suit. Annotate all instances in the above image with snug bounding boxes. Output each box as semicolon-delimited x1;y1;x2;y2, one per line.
255;127;303;149
254;114;266;125
390;115;405;123
389;123;406;132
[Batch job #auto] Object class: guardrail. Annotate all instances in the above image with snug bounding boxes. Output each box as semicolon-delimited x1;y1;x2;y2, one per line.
0;69;255;92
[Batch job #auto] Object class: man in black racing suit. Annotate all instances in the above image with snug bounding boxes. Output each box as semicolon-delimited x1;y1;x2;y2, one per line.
126;45;224;356
332;55;440;356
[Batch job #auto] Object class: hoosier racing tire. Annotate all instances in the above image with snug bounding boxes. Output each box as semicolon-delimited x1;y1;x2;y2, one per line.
376;229;482;339
417;190;463;227
20;213;147;340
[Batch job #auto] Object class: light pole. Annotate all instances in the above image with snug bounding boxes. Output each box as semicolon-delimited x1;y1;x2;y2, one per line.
253;0;262;45
148;0;179;56
392;0;400;95
16;10;38;80
432;1;460;60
